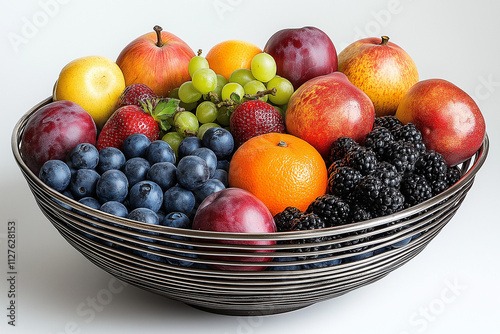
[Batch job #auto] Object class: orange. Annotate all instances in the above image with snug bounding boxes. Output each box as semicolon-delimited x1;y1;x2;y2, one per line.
228;133;328;216
205;40;262;81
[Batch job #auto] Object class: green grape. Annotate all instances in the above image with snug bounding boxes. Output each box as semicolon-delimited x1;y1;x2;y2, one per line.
266;76;294;105
192;68;217;95
243;80;268;102
216;107;231;126
197;122;221;139
251;53;277;83
167;87;180;99
162;131;183;156
174;111;199;137
188;55;209;78
229;69;256;87
196;101;218;124
178;81;202;104
221;82;245;101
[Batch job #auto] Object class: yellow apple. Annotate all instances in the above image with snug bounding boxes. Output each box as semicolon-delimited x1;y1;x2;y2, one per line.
53;55;125;128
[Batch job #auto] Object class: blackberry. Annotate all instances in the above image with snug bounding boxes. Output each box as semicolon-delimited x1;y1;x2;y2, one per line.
370;161;402;188
328;137;359;165
353;175;405;217
343;146;378;175
400;173;433;207
365;126;395;159
430;179;449;196
374;115;403;133
327;159;345;176
274;207;303;232
383;140;420;174
414;150;448;183
393;123;426;154
307;194;351;227
327;165;362;199
290;213;327;259
348;203;373;223
447;166;462;186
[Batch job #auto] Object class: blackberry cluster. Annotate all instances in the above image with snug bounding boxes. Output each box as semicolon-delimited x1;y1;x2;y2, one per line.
400;174;433;207
307;194;350;227
328;136;358;166
290;212;327;259
373;115;403;132
327;165;362;198
365;126;394;159
393;123;427;154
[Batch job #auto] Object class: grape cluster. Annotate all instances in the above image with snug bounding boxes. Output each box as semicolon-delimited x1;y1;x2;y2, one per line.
165;50;294;139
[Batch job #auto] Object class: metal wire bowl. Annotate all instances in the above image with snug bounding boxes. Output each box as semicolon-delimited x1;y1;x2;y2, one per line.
12;97;489;316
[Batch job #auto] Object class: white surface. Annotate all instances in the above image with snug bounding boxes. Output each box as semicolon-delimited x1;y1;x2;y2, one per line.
1;0;499;333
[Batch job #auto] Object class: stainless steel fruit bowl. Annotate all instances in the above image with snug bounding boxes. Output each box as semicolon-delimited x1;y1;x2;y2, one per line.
12;97;489;316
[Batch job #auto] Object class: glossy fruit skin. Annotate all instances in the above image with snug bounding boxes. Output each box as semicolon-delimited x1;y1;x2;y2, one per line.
38;160;72;192
163;185;196;215
69;143;99;169
395;79;486;166
228;133;328;216
96;147;126;174
96;169;129;203
263;26;338;90
116;27;195;97
230;100;286;147
146;140;176;165
338;36;419;117
53;56;125;129
201;127;234;160
116;83;157;109
96;105;160;151
285;72;375;159
192;188;276;271
69;169;100;200
21;100;97;175
176;155;210;191
129;180;163;212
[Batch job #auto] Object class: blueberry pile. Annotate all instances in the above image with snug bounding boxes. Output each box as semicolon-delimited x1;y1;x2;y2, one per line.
39;127;234;266
271;116;462;270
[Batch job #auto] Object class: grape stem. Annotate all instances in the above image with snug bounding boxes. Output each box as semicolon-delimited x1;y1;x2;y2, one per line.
216;87;277;109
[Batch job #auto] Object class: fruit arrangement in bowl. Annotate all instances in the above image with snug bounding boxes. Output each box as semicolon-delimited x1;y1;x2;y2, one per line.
12;25;488;315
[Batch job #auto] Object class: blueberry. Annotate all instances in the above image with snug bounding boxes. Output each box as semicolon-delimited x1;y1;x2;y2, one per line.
342;250;374;264
191;147;217;178
69;169;100;199
129;180;163;212
202;127;234;160
176;155;210;191
39;160;71;192
163;185;195;215
146;140;176;165
389;236;412;249
100;201;128;218
303;255;341;269
122;157;150;187
193;178;225;204
122;133;151;159
146;162;177;192
96;147;126;174
156;209;166;223
177;136;202;160
267;257;302;271
96;169;128;203
212;169;228;187
128;207;160;226
161;212;191;229
69;143;99;169
78;196;101;210
216;159;230;172
161;212;195;267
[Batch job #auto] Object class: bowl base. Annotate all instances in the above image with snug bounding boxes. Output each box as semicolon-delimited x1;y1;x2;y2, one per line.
186;302;313;316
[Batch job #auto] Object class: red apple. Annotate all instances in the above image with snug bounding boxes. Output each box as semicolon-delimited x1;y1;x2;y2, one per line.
395;79;486;166
21;100;97;174
285;72;375;159
116;25;195;97
192;188;276;271
263;26;338;90
338;36;419;117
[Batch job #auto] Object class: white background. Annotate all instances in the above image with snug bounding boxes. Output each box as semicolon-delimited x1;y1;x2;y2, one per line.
1;0;499;333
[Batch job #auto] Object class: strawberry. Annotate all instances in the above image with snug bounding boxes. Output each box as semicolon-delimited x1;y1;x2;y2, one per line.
229;100;286;147
97;98;181;150
116;83;157;109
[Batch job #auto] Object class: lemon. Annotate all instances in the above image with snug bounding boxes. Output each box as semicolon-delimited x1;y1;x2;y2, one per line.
53;55;125;128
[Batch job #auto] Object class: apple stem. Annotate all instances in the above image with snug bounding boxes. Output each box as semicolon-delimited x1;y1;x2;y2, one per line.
154;25;163;47
380;36;389;45
277;141;287;148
